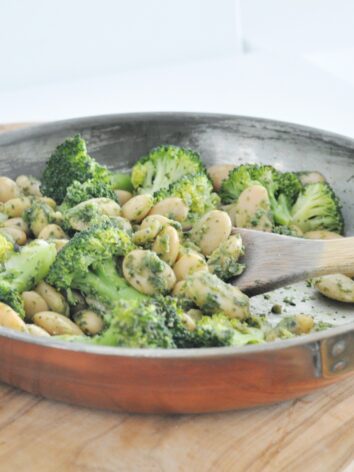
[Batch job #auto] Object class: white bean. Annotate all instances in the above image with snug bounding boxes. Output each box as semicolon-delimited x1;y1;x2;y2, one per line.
0;177;19;202
232;184;273;232
26;324;50;337
173;253;208;281
0;227;27;245
181;312;196;332
123;249;176;295
92;198;121;217
35;281;70;316
39;197;56;209
152;225;180;265
16;175;42;197
122;195;153;222
115;190;133;205
53;239;70;252
187;308;204;322
207;164;235;191
172;280;187;297
22;291;49;320
3;197;32;217
0;302;27;331
141;214;181;231
191;210;232;256
33;311;84;335
291;314;314;334
314;274;354;303
38;224;68;240
132;218;163;245
182;271;250;319
149;197;189;222
73;310;104;336
3;217;29;233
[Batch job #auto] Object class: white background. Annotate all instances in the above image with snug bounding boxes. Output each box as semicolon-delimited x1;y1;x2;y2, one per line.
1;0;354;137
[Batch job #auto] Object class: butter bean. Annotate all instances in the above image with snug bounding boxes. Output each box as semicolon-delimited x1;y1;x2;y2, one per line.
191;210;232;256
150;197;189;222
123;249;176;295
33;311;84;335
122;195;154;222
0;177;19;202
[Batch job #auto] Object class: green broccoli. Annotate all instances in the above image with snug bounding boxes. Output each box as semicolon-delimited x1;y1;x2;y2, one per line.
291;182;344;234
154;173;220;224
220;164;260;204
207;234;245;281
23;201;60;237
251;166;302;226
57;297;183;348
94;299;176;348
151;296;195;348
60;179;118;211
191;313;264;347
220;164;303;226
131;145;205;194
40;135;110;203
62;198;121;232
0;240;56;316
46;220;145;310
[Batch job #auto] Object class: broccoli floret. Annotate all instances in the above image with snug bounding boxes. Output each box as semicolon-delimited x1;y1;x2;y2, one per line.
154;173;220;224
62;196;121;233
0;234;13;263
291;182;344;234
220;164;303;226
151;296;195;348
273;225;303;237
0;240;56;316
40;135;110;203
271;172;303;226
220;164;260;204
252;166;302;226
191;313;264;347
60;179;118;211
131;145;205;194
207;234;245;281
47;220;145;310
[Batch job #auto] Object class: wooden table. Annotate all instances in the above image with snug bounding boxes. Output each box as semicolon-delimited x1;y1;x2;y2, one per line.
1;124;354;472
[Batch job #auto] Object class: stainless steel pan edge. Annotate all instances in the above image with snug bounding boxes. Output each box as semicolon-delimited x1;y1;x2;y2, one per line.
0;112;353;413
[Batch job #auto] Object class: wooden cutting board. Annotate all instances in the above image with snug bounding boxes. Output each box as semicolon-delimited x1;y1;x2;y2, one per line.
0;124;353;472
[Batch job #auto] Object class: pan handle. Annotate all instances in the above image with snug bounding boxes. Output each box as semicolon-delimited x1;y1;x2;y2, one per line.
320;332;354;377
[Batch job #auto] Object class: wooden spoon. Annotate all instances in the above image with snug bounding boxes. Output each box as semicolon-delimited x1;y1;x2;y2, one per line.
232;228;354;296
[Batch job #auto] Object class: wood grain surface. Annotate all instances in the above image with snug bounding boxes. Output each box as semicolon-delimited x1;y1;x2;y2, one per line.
0;124;354;472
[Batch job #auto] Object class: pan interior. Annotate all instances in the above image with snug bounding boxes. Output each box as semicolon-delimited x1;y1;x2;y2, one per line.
1;113;353;334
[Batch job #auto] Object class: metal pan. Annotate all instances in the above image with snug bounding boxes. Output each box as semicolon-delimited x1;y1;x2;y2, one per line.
0;112;354;414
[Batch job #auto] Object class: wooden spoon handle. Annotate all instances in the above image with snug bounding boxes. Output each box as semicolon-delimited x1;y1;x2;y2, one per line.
321;237;354;276
234;229;354;295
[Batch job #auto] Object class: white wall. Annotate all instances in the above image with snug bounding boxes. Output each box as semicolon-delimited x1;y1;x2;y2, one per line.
242;0;354;54
0;0;237;90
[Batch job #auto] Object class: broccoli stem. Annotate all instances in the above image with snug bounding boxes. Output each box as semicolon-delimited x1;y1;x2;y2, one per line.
272;194;292;226
72;260;146;308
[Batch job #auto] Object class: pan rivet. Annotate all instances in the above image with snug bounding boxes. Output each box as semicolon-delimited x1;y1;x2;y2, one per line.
331;340;346;357
332;360;347;372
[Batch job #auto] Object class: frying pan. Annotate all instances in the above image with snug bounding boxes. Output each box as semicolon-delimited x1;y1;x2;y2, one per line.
0;112;353;414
